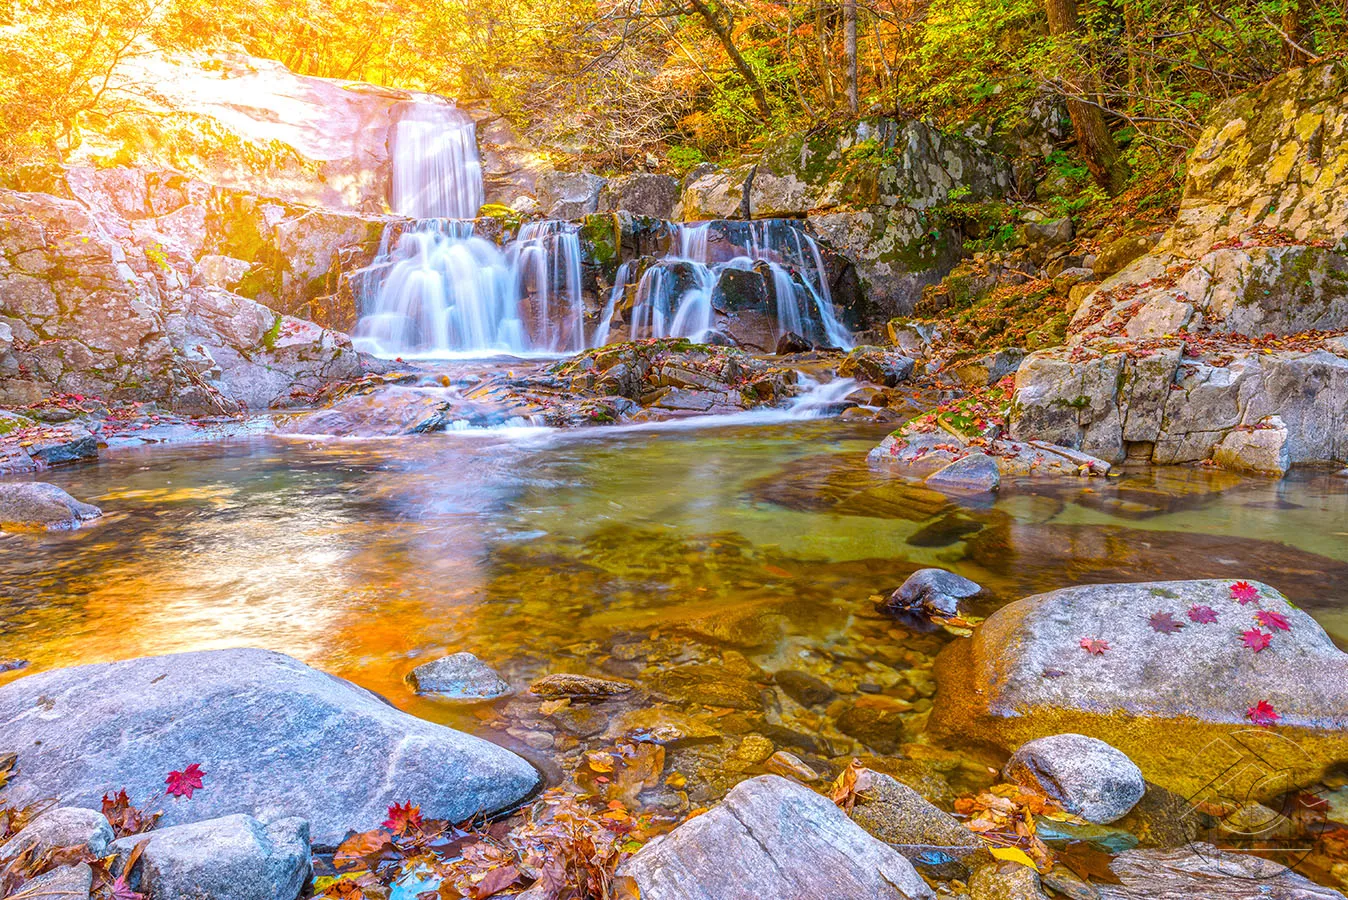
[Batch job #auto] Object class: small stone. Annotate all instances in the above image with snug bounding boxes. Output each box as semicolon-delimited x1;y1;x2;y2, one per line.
1003;734;1145;824
774;670;837;707
734;735;775;764
407;653;512;701
883;568;983;618
0;807;114;859
111;814;310;900
969;862;1050;900
836;695;914;754
529;673;634;701
550;704;609;737
764;750;820;782
926;452;1000;493
776;332;812;354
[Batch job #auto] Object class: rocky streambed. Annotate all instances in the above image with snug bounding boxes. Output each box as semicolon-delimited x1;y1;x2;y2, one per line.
1;412;1346;899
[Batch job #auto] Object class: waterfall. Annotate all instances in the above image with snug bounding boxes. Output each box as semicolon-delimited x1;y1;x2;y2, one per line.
355;104;853;357
390;104;484;219
619;220;853;349
351;221;525;356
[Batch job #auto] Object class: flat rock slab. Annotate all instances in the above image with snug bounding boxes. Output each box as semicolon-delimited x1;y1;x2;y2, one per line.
0;649;540;847
934;580;1348;801
1099;844;1346;899
620;775;934;900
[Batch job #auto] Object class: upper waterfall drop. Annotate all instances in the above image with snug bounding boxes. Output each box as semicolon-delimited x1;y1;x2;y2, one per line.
389;103;484;219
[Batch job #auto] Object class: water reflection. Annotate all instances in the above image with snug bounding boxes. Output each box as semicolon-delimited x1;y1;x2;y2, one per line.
2;421;1346;747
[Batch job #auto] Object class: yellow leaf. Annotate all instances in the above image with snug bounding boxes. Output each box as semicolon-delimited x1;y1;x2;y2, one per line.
990;846;1040;870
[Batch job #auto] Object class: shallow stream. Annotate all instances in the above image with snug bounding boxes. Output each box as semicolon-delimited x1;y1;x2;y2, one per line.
3;414;1347;816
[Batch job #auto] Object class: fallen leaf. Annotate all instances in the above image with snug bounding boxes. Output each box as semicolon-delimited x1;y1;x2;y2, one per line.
989;845;1039;870
383;802;423;836
165;763;205;799
1230;581;1260;604
1241;629;1272;652
1247;700;1280;727
1148;612;1183;634
1187;605;1218;624
471;864;519;898
1255;610;1291;632
1079;637;1109;655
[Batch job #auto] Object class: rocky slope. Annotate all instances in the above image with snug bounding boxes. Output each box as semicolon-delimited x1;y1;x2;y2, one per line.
1009;59;1348;470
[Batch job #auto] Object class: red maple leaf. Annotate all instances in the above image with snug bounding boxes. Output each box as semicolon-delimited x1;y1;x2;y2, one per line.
1187;605;1218;624
1247;700;1280;727
1255;610;1291;632
165;763;205;799
1230;581;1260;604
1079;637;1109;655
382;801;423;835
1241;629;1272;652
111;876;145;900
1148;611;1184;633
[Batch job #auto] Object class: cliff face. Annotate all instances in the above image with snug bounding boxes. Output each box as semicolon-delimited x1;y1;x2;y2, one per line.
72;47;438;213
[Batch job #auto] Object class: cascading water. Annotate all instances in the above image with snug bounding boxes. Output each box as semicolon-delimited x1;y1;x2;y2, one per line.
603;220;853;350
356;103;853;356
351;220;588;357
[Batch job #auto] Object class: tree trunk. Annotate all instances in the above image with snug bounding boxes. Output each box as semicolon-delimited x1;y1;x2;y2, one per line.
844;0;858;113
1043;0;1129;194
687;0;772;119
1281;0;1314;67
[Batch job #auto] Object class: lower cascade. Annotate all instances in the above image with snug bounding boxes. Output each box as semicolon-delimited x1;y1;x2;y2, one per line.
352;217;854;357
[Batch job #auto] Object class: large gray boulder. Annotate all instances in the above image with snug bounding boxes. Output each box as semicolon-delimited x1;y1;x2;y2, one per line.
0;482;102;531
1003;734;1145;824
111;814;309;900
933;580;1348;801
0;649;540;846
535;171;606;219
619;775;934;900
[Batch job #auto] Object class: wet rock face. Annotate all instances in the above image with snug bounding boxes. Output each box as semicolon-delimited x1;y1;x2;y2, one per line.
110;814;310;900
0;649;540;847
0;482;102;531
72;46;427;214
933;579;1348;801
1003;734;1145;824
620;775;936;900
